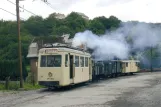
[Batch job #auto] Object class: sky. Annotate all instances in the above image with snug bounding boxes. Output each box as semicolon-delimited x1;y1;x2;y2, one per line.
0;0;160;23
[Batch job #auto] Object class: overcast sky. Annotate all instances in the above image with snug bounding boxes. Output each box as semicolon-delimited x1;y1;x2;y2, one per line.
0;0;160;23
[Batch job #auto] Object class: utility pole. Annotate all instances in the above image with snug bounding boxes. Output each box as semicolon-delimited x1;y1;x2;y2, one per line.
16;0;23;88
150;46;153;72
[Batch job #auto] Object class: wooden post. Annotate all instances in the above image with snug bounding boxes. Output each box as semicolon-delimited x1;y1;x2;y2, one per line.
5;77;10;90
16;0;23;88
151;46;153;72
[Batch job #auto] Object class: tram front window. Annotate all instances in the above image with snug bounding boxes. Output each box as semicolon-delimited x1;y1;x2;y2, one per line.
40;55;62;67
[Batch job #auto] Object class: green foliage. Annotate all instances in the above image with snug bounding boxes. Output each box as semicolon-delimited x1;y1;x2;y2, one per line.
88;19;106;35
25;72;33;84
0;81;19;90
23;83;44;90
0;12;121;77
8;81;19;90
91;16;121;33
0;82;44;91
0;83;5;90
24;16;47;36
0;60;28;81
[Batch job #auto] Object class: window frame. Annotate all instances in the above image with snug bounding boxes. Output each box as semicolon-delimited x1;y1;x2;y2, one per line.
65;54;68;67
126;62;128;67
80;57;84;67
85;57;88;67
135;62;138;66
75;56;79;67
40;55;46;67
40;55;62;67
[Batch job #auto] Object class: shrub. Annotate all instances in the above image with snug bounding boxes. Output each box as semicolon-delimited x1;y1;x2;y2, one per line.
0;60;28;81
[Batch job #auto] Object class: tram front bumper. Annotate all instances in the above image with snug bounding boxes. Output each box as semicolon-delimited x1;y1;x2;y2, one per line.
39;81;59;87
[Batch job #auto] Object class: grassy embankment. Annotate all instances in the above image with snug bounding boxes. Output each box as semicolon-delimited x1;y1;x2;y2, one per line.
0;82;44;91
0;66;45;91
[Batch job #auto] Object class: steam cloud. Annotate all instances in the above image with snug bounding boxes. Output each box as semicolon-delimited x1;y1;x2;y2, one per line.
72;30;129;60
72;22;161;61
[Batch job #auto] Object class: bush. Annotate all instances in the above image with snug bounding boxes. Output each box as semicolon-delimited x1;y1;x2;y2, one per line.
25;72;33;83
0;83;5;90
0;60;28;81
8;81;19;90
0;81;19;90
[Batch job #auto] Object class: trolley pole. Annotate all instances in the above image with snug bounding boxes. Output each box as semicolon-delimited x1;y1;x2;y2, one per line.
16;0;23;88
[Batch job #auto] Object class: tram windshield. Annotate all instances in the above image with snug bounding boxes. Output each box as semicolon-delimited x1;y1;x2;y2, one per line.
40;55;62;67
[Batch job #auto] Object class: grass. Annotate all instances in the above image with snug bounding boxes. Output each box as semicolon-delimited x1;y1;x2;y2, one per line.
0;67;45;91
0;81;44;91
23;83;45;90
26;65;30;72
0;83;5;90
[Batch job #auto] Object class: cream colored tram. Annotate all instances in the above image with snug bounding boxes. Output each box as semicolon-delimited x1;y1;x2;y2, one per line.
121;60;140;74
38;45;92;88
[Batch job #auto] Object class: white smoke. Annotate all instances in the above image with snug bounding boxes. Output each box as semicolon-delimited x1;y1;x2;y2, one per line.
72;30;129;60
118;22;161;50
72;22;161;61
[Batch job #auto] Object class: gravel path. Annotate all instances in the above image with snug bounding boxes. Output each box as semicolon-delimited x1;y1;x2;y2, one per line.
0;72;161;107
110;73;161;107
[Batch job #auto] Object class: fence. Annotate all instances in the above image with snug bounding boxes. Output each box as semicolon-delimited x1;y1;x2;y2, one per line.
0;60;28;81
140;57;161;71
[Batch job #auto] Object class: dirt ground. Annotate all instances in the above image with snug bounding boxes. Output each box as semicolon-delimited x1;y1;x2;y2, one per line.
0;72;161;107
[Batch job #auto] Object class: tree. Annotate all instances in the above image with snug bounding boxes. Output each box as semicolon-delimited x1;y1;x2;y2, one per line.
0;11;123;68
64;12;88;37
24;16;47;36
44;13;64;36
108;16;121;30
88;19;106;35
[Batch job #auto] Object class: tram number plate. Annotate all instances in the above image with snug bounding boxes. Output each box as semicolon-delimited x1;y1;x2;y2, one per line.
45;49;57;53
47;78;54;80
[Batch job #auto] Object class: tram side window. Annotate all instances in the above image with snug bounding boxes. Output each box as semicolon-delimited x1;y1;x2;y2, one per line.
85;57;88;67
126;62;128;67
47;55;61;67
40;55;61;67
80;57;84;67
40;56;46;67
65;54;68;67
75;56;79;67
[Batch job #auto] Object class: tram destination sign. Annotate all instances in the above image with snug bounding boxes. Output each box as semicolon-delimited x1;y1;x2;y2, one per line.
45;49;58;54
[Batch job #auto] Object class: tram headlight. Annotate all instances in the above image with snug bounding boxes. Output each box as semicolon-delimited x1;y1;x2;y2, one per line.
48;72;53;77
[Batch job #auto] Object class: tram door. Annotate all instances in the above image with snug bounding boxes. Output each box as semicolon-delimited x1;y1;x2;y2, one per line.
69;55;74;79
89;58;92;80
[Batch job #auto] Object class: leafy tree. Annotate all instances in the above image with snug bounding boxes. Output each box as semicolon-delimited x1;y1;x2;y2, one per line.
88;19;106;35
64;12;88;37
44;13;64;36
0;11;123;68
24;16;46;36
108;16;121;30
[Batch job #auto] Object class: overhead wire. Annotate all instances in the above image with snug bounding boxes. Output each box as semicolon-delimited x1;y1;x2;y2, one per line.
7;0;37;16
40;0;56;10
0;7;25;20
2;0;55;20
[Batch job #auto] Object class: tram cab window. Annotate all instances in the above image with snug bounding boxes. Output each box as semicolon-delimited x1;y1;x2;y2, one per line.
75;56;79;67
40;55;62;67
85;57;88;67
40;56;46;67
65;54;68;67
80;57;84;67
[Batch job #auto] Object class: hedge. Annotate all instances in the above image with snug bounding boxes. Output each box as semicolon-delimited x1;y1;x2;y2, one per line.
0;60;28;81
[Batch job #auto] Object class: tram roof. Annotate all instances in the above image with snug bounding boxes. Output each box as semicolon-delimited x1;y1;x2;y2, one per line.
39;46;90;55
114;60;140;62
